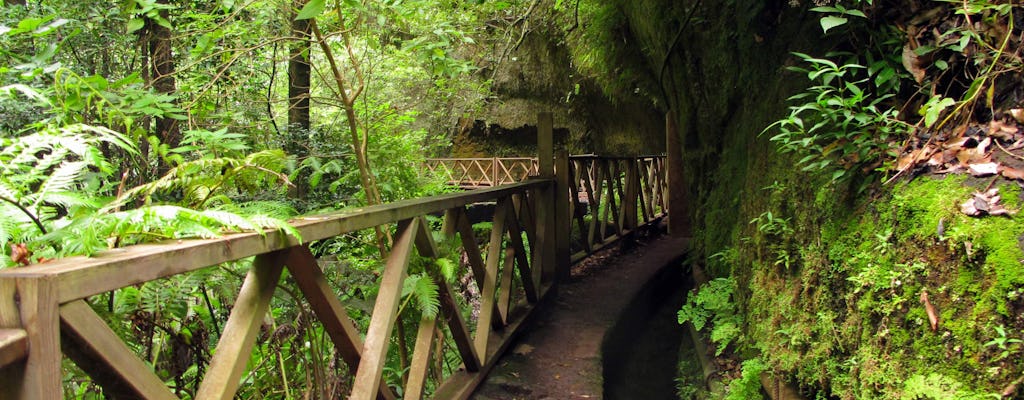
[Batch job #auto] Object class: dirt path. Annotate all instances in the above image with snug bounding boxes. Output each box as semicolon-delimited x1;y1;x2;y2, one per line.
471;236;691;400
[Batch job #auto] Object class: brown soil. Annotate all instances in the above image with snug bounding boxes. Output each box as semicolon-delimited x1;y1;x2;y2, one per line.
470;235;691;400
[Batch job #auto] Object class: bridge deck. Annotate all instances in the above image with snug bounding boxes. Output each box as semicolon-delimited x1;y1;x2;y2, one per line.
472;235;690;399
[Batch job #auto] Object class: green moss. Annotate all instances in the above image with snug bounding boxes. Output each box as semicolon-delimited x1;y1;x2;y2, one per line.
733;173;1024;398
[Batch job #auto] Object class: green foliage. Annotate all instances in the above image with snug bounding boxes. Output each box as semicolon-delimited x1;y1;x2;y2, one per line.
901;373;993;400
400;273;441;318
811;3;868;34
725;358;768;400
749;211;792;237
763;52;906;182
678;277;743;356
982;325;1022;362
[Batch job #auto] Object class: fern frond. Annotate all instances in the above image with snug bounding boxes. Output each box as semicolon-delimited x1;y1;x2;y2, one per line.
229;201;298;219
32;161;88;209
247;214;302;243
401;273;440;318
198;210;258;233
34;191;104;211
434;258;457;282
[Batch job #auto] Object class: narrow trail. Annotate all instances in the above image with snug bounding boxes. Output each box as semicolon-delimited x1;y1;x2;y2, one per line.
472;235;691;400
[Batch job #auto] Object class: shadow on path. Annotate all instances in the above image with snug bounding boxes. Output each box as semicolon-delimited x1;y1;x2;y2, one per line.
472;235;690;400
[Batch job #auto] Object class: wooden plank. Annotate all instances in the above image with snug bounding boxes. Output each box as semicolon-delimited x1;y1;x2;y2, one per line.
568;159;591;254
504;203;537;303
665;111;690;236
514;192;537;252
195;251;286;400
584;160;601;248
637;160;652;223
0;180;548;304
284;246;363;366
441;208;459;236
284;246;386;397
412;216;439;259
0;279;23;399
5;275;62;400
452;207;504;331
403;316;437;400
604;160;621;235
0;329;27;369
475;198;509;357
431;283;554;400
436;278;480;372
537;112;554;178
496;247;516;323
555;151;571;280
620;160;638;231
534;174;558;286
59;300;178;400
349;219;418;400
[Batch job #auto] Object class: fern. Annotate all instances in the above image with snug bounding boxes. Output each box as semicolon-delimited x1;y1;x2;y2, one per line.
401;273;441;318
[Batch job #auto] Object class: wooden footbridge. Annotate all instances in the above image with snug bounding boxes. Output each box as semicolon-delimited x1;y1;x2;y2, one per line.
0;114;684;399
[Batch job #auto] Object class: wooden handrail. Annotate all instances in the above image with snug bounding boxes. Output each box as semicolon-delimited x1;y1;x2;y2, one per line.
0;329;27;369
0;179;557;400
565;156;668;263
0;150;668;400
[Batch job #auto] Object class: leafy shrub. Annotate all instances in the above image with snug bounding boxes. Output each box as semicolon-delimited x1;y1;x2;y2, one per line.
763;52;907;182
678;277;744;355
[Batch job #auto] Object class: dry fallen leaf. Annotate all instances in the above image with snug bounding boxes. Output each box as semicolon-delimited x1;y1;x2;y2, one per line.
968;162;999;176
902;44;927;83
897;149;923;171
11;243;30;266
513;344;535;356
956;139;992;165
1011;109;1024;124
961;188;1013;217
1001;165;1024;180
988;119;1019;141
919;290;939;331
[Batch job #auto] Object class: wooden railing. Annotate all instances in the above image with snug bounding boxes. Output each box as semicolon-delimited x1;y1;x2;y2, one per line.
563;155;667;263
0;179;562;400
425;157;539;188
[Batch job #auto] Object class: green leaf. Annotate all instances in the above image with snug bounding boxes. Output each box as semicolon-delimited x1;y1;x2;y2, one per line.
845;9;867;18
920;96;956;128
295;0;326;20
127;18;145;33
819;16;848;34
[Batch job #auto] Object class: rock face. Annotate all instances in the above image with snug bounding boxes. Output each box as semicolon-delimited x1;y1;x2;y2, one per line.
608;0;824;256
475;0;824;241
465;10;665;157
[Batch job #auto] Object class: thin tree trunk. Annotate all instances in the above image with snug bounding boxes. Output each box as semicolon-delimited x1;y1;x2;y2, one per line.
145;0;180;177
311;19;392;255
288;0;312;198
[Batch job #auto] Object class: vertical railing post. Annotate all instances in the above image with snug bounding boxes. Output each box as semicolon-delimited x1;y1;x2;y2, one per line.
491;157;499;186
555;150;571;281
665;111;690;237
622;159;639;231
0;275;61;400
535;112;557;285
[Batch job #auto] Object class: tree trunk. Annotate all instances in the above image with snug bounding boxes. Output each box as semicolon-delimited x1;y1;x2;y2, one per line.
146;0;181;153
311;19;392;255
287;0;312;198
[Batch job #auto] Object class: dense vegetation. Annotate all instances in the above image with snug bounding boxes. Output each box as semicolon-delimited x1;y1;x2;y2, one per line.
546;0;1024;398
0;0;536;397
4;0;1023;399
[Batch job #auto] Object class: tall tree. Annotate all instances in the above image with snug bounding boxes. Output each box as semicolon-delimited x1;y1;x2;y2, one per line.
140;0;181;151
288;0;313;198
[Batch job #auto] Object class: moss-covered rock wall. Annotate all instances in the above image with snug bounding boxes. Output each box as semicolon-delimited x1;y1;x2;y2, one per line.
557;0;1024;397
